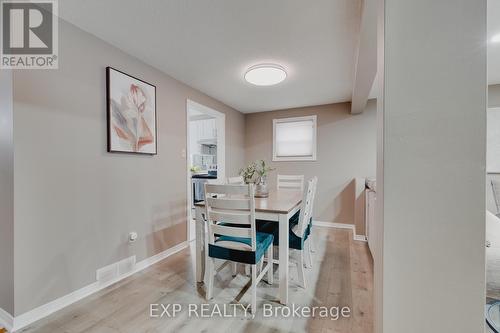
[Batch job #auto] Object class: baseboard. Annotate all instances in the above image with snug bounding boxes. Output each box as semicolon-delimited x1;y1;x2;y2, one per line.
354;234;368;242
12;241;188;332
313;220;367;242
134;241;187;272
0;308;13;332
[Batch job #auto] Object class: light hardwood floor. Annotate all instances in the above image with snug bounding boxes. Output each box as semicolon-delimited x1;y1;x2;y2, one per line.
19;227;373;333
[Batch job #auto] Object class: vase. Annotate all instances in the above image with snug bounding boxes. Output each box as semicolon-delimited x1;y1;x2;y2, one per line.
254;176;269;198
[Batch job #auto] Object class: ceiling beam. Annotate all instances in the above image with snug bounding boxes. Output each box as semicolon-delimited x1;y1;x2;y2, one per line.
351;0;377;114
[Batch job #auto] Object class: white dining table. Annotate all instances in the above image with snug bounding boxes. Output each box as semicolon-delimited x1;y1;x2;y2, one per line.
194;189;302;305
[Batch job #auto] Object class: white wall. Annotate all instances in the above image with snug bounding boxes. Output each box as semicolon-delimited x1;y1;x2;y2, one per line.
0;70;14;316
376;0;487;332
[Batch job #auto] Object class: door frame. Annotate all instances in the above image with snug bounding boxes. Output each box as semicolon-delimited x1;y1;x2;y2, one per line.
186;99;225;242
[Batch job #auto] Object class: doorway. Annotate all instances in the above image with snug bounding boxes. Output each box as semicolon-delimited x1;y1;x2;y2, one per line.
186;100;225;242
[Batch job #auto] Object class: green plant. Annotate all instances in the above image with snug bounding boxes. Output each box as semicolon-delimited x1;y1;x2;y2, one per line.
239;160;275;184
190;165;202;173
255;160;274;184
239;162;257;184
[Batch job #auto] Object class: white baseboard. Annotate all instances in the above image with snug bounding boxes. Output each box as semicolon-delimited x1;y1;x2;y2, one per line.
313;220;367;242
12;241;188;332
354;234;368;242
0;308;13;332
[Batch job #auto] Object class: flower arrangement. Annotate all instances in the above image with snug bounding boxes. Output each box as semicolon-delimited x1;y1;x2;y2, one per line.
239;160;275;185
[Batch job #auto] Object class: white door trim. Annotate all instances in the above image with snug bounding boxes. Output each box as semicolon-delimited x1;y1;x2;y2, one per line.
186;99;226;242
0;307;13;332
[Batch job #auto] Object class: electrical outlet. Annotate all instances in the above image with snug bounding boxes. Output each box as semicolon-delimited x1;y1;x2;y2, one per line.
129;232;138;243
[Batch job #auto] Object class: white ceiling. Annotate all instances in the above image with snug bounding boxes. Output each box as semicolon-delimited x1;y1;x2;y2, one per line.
59;0;362;113
489;0;500;85
59;0;500;113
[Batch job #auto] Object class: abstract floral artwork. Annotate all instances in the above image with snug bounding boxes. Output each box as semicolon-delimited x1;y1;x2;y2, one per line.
106;67;157;154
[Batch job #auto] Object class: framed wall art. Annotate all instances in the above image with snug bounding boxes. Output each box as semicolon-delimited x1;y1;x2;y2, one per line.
106;67;157;154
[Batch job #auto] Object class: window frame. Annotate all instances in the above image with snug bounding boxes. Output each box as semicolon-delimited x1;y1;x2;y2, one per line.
272;115;317;162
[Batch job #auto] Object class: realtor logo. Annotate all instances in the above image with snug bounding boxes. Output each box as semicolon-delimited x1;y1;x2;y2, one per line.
1;0;58;69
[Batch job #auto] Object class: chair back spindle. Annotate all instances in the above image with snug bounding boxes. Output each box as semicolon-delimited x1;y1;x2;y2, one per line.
204;184;256;251
277;174;304;191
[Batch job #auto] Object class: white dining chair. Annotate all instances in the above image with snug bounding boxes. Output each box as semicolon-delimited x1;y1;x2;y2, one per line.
306;177;318;265
227;176;245;185
204;183;273;313
277;174;305;191
258;178;317;289
226;175;247;275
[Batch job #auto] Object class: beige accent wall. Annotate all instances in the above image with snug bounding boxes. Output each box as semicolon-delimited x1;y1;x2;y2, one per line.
12;19;244;315
244;100;376;231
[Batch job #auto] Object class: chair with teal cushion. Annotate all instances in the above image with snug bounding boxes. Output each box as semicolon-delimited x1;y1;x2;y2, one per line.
257;177;318;288
204;183;273;313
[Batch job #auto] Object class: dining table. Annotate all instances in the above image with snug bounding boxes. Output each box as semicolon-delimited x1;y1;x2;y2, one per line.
194;188;303;305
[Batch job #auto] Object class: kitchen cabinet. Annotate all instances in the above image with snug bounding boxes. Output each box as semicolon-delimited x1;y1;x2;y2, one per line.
197;119;217;141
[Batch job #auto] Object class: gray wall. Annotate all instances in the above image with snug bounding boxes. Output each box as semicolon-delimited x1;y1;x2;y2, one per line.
376;0;486;332
244;100;376;229
12;20;244;315
0;70;14;316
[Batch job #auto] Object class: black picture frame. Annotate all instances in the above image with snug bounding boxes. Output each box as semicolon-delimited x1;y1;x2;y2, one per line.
106;66;157;155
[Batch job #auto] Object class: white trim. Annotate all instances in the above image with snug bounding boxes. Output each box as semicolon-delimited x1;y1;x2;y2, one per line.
12;241;187;332
0;308;13;332
134;241;187;272
272;115;317;162
186;99;226;242
313;221;355;229
312;220;367;242
354;234;368;242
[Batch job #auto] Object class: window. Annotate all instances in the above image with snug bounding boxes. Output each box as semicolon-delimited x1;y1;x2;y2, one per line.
273;115;317;161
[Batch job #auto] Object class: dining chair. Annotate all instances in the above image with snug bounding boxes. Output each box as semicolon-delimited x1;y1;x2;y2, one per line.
306;177;318;263
226;175;248;275
258;178;317;289
277;174;305;191
275;175;318;261
204;183;274;313
227;176;245;185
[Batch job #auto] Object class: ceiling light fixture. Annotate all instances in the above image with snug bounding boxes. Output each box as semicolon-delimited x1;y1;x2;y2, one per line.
492;33;500;43
244;64;287;86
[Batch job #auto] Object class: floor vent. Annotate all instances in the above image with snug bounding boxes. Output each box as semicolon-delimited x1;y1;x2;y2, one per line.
96;256;136;284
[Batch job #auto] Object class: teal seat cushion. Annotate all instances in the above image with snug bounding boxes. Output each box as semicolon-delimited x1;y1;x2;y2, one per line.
256;216;313;250
208;232;273;265
255;210;300;231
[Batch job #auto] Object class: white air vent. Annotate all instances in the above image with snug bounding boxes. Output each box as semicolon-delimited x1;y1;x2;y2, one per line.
96;256;136;284
118;256;136;275
96;264;118;283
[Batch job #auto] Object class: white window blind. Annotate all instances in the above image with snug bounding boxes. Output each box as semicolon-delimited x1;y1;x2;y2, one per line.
273;116;317;161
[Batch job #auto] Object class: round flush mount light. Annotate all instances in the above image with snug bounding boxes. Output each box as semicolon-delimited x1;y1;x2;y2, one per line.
492;33;500;44
244;64;287;86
